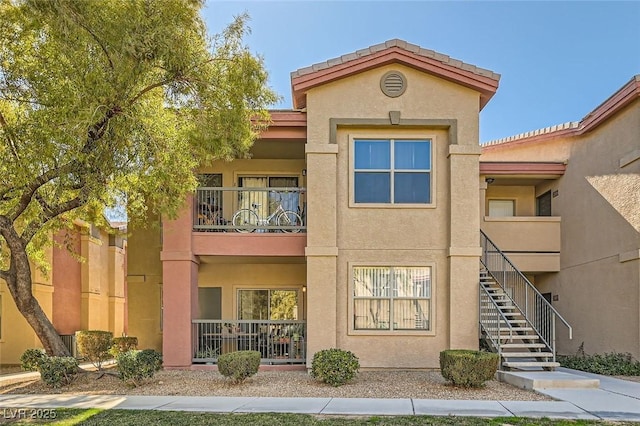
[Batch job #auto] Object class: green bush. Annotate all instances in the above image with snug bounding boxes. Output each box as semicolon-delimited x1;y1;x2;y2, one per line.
76;330;113;370
311;348;360;387
217;350;260;384
38;356;78;388
109;336;139;358
20;348;47;371
440;349;499;388
116;349;163;386
559;351;640;376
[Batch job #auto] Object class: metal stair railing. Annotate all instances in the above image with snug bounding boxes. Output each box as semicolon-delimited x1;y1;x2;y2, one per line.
479;284;514;359
480;230;572;361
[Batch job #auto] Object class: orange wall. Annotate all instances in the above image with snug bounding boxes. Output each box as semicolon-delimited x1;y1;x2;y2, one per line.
52;230;82;335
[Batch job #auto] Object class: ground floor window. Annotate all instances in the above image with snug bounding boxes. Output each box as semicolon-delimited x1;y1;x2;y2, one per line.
237;289;299;320
353;266;431;331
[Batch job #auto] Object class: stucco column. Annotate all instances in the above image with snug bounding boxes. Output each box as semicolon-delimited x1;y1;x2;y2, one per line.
305;143;339;365
80;233;103;330
161;196;199;368
108;245;126;336
448;145;482;349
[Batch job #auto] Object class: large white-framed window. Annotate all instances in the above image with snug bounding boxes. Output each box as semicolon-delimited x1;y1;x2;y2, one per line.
353;139;432;204
351;265;432;332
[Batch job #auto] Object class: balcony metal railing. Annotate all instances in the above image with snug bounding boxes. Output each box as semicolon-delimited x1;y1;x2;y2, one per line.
194;187;306;233
59;334;78;358
192;320;306;364
480;230;572;361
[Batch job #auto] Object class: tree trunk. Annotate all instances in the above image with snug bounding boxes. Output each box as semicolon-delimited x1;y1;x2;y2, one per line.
0;217;70;357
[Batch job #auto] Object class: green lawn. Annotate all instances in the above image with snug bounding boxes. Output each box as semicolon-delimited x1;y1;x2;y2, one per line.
2;409;637;426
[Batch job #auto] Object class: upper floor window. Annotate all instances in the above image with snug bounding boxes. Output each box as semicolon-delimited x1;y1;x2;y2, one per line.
354;139;431;204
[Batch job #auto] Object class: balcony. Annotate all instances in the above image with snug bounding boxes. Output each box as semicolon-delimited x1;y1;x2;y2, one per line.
481;216;561;272
192;320;306;364
192;187;306;257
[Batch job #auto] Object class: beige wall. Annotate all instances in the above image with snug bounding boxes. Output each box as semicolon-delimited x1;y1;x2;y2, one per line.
127;216;163;351
550;102;640;357
305;64;483;368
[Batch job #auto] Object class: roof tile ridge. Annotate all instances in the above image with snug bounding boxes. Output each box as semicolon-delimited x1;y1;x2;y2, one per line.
291;39;500;81
482;121;580;146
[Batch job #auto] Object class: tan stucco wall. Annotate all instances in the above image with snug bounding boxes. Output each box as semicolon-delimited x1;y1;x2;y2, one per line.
549;102;640;357
305;64;483;368
127;216;163;351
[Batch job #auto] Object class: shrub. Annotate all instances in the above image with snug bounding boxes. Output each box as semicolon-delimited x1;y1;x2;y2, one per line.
76;330;113;370
559;351;640;376
38;356;78;388
311;348;360;387
440;349;499;388
109;336;139;358
217;350;260;384
20;348;47;372
116;349;163;386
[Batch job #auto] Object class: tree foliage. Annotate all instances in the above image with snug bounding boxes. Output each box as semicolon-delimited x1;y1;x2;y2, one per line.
0;0;277;355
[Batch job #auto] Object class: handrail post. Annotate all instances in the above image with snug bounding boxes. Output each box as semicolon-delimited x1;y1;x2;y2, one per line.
552;315;557;362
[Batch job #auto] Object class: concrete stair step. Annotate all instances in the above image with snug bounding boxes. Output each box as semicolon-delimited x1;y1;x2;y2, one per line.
501;352;554;358
501;343;546;349
485;327;533;332
498;371;600;390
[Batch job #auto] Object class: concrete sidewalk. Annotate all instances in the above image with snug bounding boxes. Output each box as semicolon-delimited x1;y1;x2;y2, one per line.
0;368;639;421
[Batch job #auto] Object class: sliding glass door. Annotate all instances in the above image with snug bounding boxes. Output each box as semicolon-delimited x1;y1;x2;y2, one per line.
237;289;299;320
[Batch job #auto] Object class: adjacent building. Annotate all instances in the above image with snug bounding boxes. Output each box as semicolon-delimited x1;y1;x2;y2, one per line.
0;220;127;365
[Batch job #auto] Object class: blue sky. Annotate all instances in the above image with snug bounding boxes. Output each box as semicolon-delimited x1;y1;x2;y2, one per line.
203;1;640;143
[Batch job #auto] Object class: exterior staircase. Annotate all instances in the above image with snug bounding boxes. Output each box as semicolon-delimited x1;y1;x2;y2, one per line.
479;230;572;371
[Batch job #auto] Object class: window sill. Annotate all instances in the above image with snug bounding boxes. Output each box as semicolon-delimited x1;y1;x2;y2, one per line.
348;329;435;337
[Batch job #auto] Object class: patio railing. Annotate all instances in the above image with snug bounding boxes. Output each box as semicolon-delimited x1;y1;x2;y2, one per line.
192;320;306;364
194;187;306;233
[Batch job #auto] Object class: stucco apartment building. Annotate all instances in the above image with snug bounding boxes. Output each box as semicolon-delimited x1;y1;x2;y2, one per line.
127;40;639;370
0;221;128;365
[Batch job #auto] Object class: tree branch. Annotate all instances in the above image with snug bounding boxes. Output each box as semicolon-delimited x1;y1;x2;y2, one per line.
128;78;176;106
21;195;84;244
0;110;20;160
63;4;115;71
8;162;76;222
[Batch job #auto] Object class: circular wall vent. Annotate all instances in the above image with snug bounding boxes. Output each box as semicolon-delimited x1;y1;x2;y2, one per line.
380;71;407;98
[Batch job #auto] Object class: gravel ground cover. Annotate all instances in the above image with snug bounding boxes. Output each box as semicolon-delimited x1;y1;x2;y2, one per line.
0;369;553;400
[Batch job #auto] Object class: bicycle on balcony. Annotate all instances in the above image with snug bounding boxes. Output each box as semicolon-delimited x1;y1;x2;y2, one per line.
232;191;303;233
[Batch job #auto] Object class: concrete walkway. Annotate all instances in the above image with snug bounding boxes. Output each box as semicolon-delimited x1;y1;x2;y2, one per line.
0;368;639;422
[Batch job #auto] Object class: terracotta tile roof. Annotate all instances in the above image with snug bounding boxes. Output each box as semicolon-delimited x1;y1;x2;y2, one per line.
290;39;500;110
482;75;640;150
291;39;500;80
